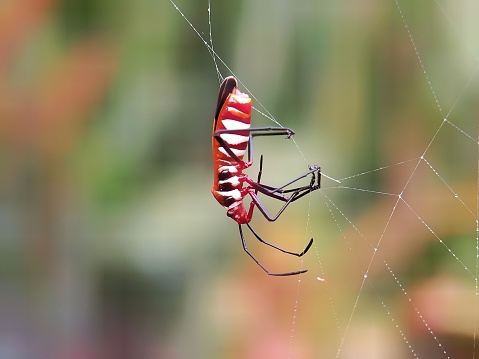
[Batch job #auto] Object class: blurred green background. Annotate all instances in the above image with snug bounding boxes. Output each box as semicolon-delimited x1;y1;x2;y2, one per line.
1;0;478;358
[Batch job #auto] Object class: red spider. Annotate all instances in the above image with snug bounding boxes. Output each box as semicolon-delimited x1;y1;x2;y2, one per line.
211;76;321;276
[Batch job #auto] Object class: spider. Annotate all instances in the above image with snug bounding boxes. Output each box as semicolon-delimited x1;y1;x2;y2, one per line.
211;76;321;276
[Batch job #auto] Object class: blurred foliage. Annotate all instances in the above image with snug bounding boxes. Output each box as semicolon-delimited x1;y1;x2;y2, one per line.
0;0;478;358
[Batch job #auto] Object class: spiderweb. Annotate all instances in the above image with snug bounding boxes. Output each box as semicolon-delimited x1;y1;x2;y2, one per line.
169;0;479;358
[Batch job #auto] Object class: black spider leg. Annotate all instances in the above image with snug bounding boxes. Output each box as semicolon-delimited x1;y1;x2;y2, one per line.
262;162;321;195
238;224;310;276
245;164;319;220
246;164;321;205
237;157;312;276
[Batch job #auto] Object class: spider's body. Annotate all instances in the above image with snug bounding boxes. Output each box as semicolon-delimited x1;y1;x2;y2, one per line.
211;76;321;276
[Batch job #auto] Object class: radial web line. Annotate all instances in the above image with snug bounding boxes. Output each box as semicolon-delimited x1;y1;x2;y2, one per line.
327;186;397;197
288;197;313;359
367;281;420;358
319;198;342;330
402;198;474;278
395;0;478;152
443;62;479;124
339;157;421;181
207;0;221;83
322;193;378;251
431;0;479;62
322;200;368;358
445;118;479;144
382;259;450;358
169;0;247;93
422;157;477;218
288;274;303;359
442;61;479;145
394;0;444;118
249;106;306;163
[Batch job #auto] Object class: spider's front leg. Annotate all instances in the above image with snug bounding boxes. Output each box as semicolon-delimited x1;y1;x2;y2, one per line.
214;126;294;167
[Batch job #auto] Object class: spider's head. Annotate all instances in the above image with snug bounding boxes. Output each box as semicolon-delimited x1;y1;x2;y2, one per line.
227;203;248;224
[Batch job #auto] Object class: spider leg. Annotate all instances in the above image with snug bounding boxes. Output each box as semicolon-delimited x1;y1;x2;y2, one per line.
239;224;309;276
247;187;321;223
273;165;321;194
249;164;321;196
256;154;264;185
214;126;294;166
245;165;321;209
240;157;321;222
246;223;313;257
214;126;294;138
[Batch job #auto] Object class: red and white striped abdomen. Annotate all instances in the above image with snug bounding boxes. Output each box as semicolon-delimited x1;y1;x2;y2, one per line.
212;80;252;214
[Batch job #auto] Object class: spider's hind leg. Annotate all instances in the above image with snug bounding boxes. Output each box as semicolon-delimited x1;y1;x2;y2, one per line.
238;224;311;276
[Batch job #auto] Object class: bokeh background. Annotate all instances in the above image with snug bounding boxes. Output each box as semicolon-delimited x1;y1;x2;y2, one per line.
1;0;479;358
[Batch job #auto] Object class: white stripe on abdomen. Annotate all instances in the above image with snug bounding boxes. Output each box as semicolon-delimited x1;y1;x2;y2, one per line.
217;189;242;200
219;147;245;158
220;133;249;145
218;165;238;173
222;119;250;130
219;176;240;186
